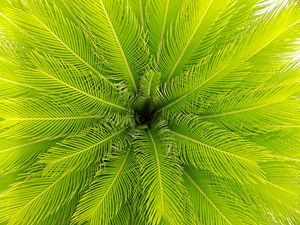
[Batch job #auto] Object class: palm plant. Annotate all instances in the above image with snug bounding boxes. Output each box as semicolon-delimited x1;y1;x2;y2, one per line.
0;0;300;224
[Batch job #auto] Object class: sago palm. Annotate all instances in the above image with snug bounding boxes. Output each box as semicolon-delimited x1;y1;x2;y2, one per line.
0;0;300;224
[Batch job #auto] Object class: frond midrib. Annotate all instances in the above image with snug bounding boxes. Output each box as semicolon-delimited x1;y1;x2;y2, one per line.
157;64;229;113
138;0;144;27
156;0;169;66
0;77;41;91
197;98;287;119
164;0;214;84
169;130;256;163
147;128;165;209
273;155;300;162
1;12;108;82
10;169;74;221
0;135;68;153
47;128;127;165
39;70;128;111
158;20;299;113
91;149;131;216
146;74;154;97
30;13;108;82
264;180;297;195
183;170;233;225
100;0;138;92
4;115;103;121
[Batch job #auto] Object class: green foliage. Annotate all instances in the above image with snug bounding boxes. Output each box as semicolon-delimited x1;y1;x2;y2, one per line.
0;0;300;224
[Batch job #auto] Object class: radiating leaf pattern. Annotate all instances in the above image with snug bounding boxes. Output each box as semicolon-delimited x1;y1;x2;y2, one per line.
0;0;299;224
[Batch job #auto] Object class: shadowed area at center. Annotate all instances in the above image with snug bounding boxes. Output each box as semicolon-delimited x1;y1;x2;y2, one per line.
134;103;155;125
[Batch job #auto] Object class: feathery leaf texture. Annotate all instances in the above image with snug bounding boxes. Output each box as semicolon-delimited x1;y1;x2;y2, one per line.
0;0;300;224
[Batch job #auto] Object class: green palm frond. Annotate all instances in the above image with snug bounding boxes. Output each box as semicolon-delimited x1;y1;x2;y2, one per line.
0;135;63;174
159;0;237;84
0;1;108;80
0;168;91;225
0;173;17;193
72;149;135;225
1;0;300;224
145;0;182;65
132;123;186;225
169;115;269;182
155;2;300;112
63;0;150;92
107;201;132;225
40;194;79;225
153;45;236;112
127;0;147;27
243;160;299;224
249;129;300;158
0;58;36;98
135;70;161;112
0;98;121;138
25;55;129;113
184;168;258;225
189;84;300;134
40;124;128;174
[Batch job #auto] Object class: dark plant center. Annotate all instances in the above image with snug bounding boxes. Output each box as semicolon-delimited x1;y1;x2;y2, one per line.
134;103;155;125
